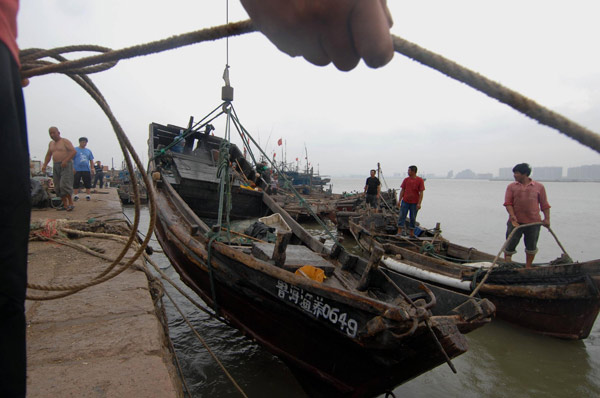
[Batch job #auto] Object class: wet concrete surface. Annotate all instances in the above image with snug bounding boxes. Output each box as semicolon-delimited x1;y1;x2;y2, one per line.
26;188;182;397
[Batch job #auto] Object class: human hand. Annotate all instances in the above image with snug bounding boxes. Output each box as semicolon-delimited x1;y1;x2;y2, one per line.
542;219;550;228
240;0;394;71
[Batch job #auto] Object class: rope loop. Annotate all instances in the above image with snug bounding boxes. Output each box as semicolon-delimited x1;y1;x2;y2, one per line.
20;45;118;76
420;242;435;255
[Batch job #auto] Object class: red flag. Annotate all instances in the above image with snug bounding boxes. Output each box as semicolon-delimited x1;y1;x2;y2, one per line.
295;157;298;161
277;138;282;146
273;153;276;158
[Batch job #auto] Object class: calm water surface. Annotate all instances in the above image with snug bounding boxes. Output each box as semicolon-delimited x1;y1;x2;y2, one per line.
126;178;600;397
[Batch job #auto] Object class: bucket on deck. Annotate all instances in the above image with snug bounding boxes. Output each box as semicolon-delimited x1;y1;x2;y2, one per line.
259;213;291;234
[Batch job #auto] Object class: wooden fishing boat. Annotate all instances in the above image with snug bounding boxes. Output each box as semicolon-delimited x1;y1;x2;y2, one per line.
350;220;600;340
148;120;495;397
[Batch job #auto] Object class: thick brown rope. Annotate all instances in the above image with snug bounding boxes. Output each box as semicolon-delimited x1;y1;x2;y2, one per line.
391;35;600;153
20;20;255;78
26;232;139;300
25;52;157;300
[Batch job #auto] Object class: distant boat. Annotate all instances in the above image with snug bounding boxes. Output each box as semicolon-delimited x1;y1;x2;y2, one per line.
275;145;331;194
148;119;495;397
113;169;148;204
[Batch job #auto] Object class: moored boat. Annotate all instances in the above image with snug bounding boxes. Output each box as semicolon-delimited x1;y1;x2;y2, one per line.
350;220;600;340
148;117;495;397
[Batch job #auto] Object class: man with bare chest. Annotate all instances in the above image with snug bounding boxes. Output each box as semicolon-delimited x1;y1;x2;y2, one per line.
42;126;76;211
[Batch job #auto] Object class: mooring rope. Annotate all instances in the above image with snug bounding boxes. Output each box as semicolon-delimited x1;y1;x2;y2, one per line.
23;44;158;300
27;228;140;300
19;21;255;79
30;220;242;395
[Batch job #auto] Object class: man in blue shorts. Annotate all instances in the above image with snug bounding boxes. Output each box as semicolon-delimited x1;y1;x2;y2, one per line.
73;137;95;201
397;165;425;237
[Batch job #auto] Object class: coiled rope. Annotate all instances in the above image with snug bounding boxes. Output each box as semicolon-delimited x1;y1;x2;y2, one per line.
22;46;158;300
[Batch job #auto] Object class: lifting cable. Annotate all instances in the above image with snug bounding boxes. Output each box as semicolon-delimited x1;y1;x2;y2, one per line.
227;105;342;248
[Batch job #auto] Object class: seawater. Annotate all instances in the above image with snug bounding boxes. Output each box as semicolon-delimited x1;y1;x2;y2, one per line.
125;178;600;397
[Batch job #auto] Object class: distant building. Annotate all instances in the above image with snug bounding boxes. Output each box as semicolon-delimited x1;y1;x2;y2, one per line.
455;169;477;179
567;164;600;180
531;166;562;180
498;168;512;179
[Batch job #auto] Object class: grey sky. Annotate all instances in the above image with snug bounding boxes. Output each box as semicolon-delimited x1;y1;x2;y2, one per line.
18;1;600;177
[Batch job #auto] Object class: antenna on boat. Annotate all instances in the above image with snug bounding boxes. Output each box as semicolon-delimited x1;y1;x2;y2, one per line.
221;0;234;102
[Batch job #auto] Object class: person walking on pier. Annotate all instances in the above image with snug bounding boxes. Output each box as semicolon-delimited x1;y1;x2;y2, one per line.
396;165;425;237
73;137;95;201
503;163;551;268
92;160;105;189
42;127;76;211
364;169;381;210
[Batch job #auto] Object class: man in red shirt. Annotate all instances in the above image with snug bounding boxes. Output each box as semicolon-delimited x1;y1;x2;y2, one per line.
503;163;551;268
396;165;425;237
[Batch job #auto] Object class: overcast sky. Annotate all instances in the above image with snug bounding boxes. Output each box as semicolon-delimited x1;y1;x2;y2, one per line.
18;0;600;177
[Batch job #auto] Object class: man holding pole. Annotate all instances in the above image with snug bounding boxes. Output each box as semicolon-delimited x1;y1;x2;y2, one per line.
503;163;551;268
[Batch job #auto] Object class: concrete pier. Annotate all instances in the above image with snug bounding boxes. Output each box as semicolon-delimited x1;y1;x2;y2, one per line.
26;188;181;397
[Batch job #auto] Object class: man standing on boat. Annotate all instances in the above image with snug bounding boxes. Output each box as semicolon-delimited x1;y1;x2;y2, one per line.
42;127;77;211
364;169;381;210
503;163;551;268
396;165;425;237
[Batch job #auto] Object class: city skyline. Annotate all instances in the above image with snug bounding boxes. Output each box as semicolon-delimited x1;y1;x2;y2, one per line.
343;163;600;180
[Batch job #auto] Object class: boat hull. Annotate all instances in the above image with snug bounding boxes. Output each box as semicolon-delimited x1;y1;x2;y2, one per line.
483;292;599;339
153;193;470;396
352;221;600;340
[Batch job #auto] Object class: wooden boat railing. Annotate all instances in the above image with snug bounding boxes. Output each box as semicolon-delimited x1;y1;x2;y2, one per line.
470;222;572;297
